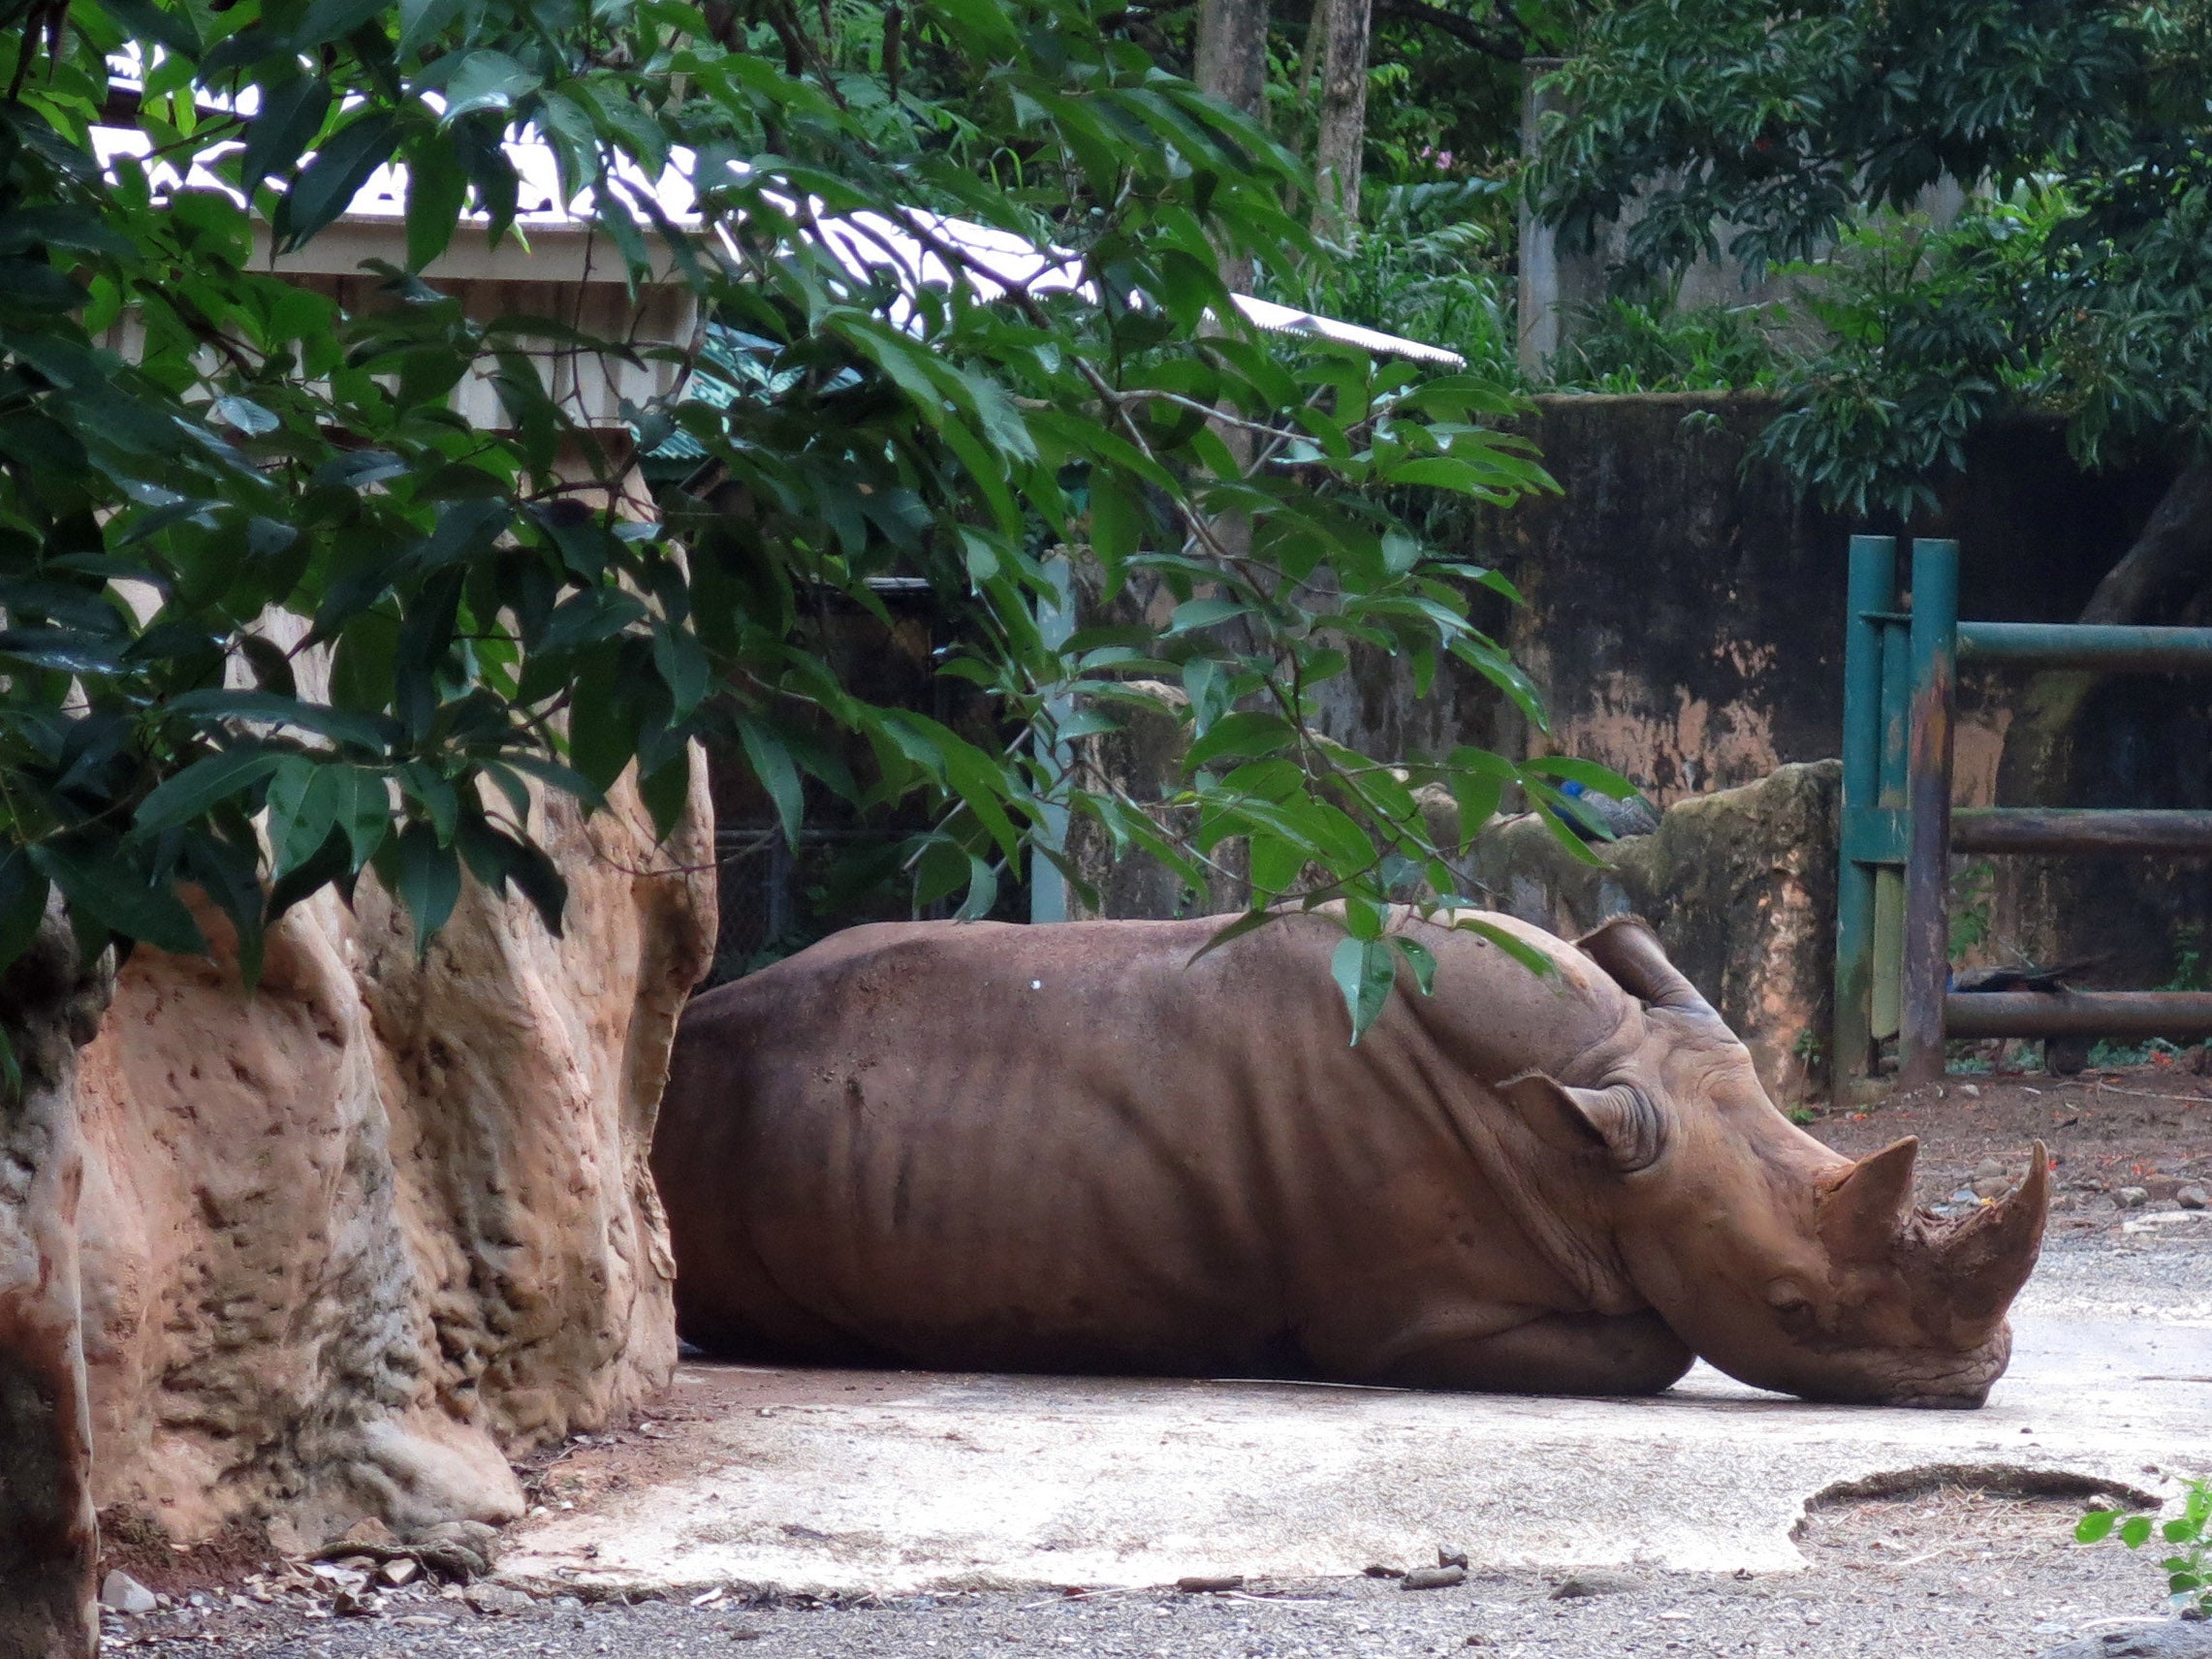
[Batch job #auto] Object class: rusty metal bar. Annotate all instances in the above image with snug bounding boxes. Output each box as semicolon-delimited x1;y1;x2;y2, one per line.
1957;622;2212;674
1899;540;1958;1086
1945;990;2212;1040
1951;808;2212;857
1833;535;1896;1103
1871;618;1912;1044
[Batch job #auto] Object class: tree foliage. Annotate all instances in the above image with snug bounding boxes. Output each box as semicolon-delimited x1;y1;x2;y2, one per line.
1529;0;2212;515
0;0;1609;1048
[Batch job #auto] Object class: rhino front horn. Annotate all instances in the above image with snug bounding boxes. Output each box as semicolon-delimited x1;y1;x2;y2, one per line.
1938;1141;2052;1323
1817;1137;1919;1263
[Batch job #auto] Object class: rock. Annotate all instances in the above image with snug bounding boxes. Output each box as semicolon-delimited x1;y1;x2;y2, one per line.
413;1520;502;1561
1975;1158;2006;1180
1174;1576;1244;1593
1549;1571;1642;1600
1958;1083;1981;1099
2035;1619;2212;1657
1973;1176;2012;1200
463;1583;537;1617
2119;1187;2151;1208
1403;1567;1468;1591
99;1571;158;1614
1438;1547;1469;1569
341;1518;396;1548
1458;761;1841;1104
379;1559;420;1588
73;765;714;1549
0;915;114;1659
1363;1564;1406;1579
2180;1186;2209;1210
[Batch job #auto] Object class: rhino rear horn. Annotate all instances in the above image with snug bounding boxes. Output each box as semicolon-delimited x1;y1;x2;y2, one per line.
1500;1072;1666;1173
1937;1141;2051;1323
1574;916;1718;1020
1817;1137;1920;1263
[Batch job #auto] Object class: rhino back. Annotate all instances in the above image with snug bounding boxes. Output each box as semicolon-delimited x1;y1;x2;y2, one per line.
654;912;1643;1377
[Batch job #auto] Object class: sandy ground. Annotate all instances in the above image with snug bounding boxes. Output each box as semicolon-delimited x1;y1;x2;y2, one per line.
95;1072;2212;1658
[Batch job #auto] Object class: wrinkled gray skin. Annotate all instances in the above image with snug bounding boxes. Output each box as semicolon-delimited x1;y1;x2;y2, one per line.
654;910;2046;1407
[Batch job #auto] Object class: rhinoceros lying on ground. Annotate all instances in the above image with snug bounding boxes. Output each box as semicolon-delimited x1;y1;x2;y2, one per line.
653;910;2047;1407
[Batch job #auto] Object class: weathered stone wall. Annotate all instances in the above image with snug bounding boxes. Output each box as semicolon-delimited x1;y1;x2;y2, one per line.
1320;395;2179;807
1315;396;2205;991
71;770;713;1552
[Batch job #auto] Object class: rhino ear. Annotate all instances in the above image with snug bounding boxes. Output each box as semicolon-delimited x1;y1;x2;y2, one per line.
1500;1071;1666;1174
1574;916;1719;1021
1817;1137;1920;1262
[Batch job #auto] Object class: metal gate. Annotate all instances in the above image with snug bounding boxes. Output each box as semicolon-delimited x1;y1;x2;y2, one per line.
1832;534;2212;1100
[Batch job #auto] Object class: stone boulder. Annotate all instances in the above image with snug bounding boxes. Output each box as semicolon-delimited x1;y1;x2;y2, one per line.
72;770;713;1552
1456;761;1840;1103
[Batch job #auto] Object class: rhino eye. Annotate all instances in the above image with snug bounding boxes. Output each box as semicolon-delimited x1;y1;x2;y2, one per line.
1765;1284;1817;1329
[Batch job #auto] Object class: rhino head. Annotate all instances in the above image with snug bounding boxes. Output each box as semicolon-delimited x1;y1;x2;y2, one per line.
1504;917;2048;1409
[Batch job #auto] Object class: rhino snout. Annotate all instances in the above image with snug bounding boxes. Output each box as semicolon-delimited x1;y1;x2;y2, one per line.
1819;1320;2014;1409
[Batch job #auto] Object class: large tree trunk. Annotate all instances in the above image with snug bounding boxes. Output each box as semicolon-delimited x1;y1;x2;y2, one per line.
1310;0;1374;237
0;913;113;1659
1195;0;1269;293
1995;462;2212;807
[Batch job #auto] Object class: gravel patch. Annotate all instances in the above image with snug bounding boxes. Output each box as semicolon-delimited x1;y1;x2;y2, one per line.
97;1492;2193;1659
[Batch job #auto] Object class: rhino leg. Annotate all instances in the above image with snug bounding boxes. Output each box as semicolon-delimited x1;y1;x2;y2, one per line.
1371;1310;1692;1396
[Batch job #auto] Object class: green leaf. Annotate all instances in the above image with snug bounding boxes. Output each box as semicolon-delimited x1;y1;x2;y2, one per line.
97;0;203;56
372;824;461;956
1331;934;1398;1045
405;137;469;270
0;850;51;972
639;748;691;841
131;749;282;840
167;689;390;753
239;77;334;190
296;0;392;48
738;716;804;849
954;853;998;922
30;845;207;957
277;112;402;251
1449;915;1557;977
1166;597;1252;636
2121;1517;2156;1549
438;50;543;123
1524;755;1640;798
1185;711;1296;771
1392;935;1438;995
397;0;468;56
1185;908;1279;966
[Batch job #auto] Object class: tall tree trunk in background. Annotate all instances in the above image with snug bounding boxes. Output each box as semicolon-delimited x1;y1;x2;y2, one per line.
1193;0;1269;569
0;912;112;1659
1310;0;1374;237
1996;462;2212;807
1196;0;1269;293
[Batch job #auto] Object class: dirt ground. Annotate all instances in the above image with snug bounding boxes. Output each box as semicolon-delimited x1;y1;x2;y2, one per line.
94;1070;2212;1659
1810;1062;2212;1227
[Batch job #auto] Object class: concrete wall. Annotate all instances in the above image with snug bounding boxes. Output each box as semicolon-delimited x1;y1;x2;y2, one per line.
1316;392;2204;993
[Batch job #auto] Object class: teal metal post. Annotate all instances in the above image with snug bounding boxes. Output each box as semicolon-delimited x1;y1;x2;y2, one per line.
1028;554;1076;923
1871;609;1912;1047
1832;535;1895;1104
1898;538;1959;1085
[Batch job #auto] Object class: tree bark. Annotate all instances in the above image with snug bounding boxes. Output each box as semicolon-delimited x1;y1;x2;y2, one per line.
1311;0;1375;237
0;912;112;1659
1995;461;2212;808
1195;0;1269;293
